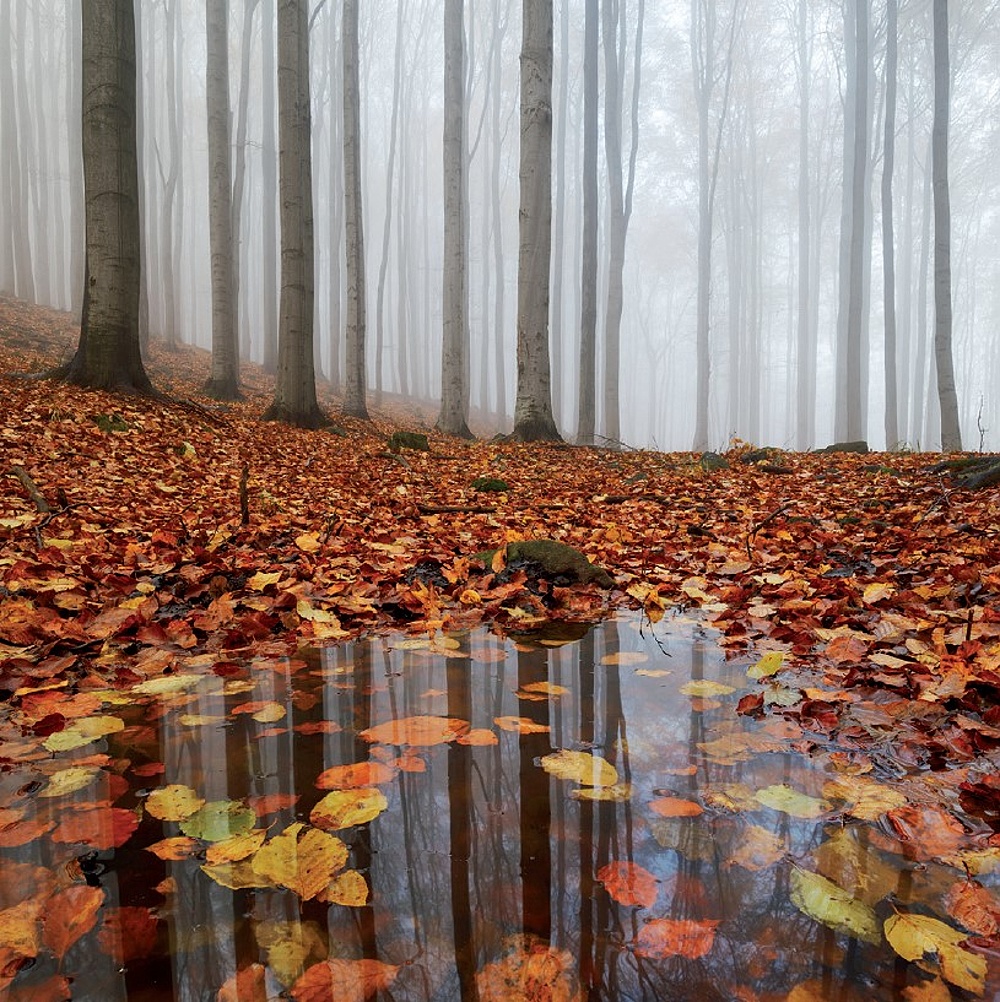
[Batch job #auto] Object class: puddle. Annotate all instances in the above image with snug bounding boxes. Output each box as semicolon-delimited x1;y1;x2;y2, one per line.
1;611;998;1000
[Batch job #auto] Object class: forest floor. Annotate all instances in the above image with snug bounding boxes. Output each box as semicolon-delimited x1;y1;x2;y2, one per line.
2;294;1000;792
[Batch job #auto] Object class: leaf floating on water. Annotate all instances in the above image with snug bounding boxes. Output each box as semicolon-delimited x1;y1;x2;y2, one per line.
40;884;104;959
649;796;703;818
319;869;369;907
634;918;719;959
885;912;987;995
180;800;256;842
205;828;268;866
494;716;550;735
822;776;906;821
315;761;397;790
145;836;200;861
569;783;632;802
42;715;124;752
358;715;470;746
252;823;349;901
201;859;271;891
291;957;400;1002
597;861;658;908
679;679;735;698
790;868;881;944
456;728;499;746
747;651;785;679
540;749;619;787
310;788;389;831
218;963;269;1002
38;765;101;799
600;651;649;666
726;824;785;872
754;784;829;818
474;936;583;1002
145;783;206;822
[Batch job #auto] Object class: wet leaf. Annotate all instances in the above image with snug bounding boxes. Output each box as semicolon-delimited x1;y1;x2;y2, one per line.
600;651;649;666
145;783;206;822
257;919;327;987
315;761;397;790
290;958;400;1002
540;749;619;787
634;918;719;959
823;776;907;821
38;765;101;798
494;716;550;734
569;783;632;802
310;788;389;831
218;963;269;1002
726;824;785;871
318;869;369;907
358;715;470;746
649;796;703;818
747;651;785;679
41;885;104;958
97;906;160;965
252;823;349;899
42;714;124;752
180;800;256;842
885;912;987;995
205;828;269;865
145;836;200;861
456;728;499;746
790;868;881;944
754;784;829;818
475;938;583;1002
597;861;658;908
680;679;735;698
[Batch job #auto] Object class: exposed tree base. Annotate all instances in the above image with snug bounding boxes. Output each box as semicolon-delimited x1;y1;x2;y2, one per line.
933;455;1000;490
342;401;370;421
261;402;330;430
435;416;474;440
203;377;242;402
509;414;562;443
47;358;156;397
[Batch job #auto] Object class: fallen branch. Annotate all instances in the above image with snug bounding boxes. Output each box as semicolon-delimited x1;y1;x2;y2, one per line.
11;466;50;513
746;503;794;559
417;503;496;515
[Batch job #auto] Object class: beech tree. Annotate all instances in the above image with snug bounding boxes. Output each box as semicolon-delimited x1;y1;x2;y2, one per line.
59;0;152;394
437;0;473;438
263;0;325;427
204;0;240;400
342;0;368;420
932;0;961;451
512;0;560;442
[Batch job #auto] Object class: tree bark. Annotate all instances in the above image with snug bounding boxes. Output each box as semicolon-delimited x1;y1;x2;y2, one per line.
61;0;152;394
204;0;241;400
342;0;369;419
263;0;325;427
437;0;473;438
882;0;898;450
932;0;962;451
512;0;561;442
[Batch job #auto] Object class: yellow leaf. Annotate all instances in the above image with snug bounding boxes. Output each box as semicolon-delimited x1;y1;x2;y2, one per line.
862;582;895;604
680;680;735;698
747;651;785;679
540;749;619;787
258;919;327;987
43;715;125;752
823;777;907;821
131;674;203;696
252;823;349;900
569;783;632;802
727;825;785;871
248;571;283;591
310;788;389;831
146;784;206;822
205;828;269;866
146;836;200;861
755;784;829;818
251;702;287;724
295;532;322;553
319;869;370;907
39;766;101;798
600;651;649;666
178;713;227;727
885;913;986;995
790;868;881;944
201;859;271;890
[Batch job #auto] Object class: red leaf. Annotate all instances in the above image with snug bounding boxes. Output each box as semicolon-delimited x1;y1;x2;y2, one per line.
41;885;104;958
97;906;160;965
290;958;399;1002
634;918;719;959
597;861;658;908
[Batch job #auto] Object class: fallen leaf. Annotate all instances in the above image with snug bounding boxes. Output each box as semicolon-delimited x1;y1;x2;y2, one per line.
634;918;719;959
597;861;658;908
290;958;400;1002
790;868;881;944
540;749;619;787
310;788;389;831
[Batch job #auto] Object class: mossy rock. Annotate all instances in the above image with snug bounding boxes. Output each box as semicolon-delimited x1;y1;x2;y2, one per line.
474;539;614;589
819;440;869;454
388;430;430;452
700;451;729;472
91;413;130;433
471;476;510;493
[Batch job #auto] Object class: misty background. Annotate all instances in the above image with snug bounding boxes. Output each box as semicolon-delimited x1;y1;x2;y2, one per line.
2;0;999;450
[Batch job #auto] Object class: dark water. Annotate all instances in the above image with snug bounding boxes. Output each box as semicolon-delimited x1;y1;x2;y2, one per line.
2;612;997;1000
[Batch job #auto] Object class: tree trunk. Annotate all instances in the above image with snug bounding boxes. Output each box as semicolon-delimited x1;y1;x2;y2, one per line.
882;0;898;449
932;0;962;451
261;0;279;374
576;0;599;445
794;0;814;450
262;0;325;427
512;0;560;442
342;0;369;419
61;0;152;394
437;0;473;438
205;0;240;400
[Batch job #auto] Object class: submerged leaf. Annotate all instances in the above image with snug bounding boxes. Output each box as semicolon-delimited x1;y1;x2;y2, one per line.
291;958;400;1002
597;862;658;908
634;918;719;959
790;868;881;944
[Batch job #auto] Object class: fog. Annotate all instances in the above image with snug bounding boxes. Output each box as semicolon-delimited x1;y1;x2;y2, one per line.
3;0;999;450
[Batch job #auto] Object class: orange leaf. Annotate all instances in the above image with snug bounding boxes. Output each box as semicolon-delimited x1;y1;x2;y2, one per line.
649;797;703;818
634;918;719;959
50;806;139;850
358;715;469;746
597;861;658;908
218;963;269;1002
315;761;397;790
494;716;550;734
290;958;400;1002
41;885;104;958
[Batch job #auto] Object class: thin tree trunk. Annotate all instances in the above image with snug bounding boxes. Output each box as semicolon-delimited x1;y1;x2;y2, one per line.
882;0;898;449
932;0;961;450
342;0;368;419
795;0;814;449
263;0;324;427
438;0;473;438
261;0;279;373
205;0;240;399
550;0;570;429
512;0;561;442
